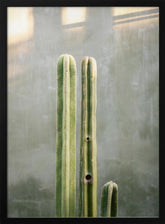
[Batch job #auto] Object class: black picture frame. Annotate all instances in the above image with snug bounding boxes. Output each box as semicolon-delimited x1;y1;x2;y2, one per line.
0;0;163;224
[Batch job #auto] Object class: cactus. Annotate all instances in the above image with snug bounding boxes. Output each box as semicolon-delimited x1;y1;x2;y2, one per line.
55;54;118;218
79;57;97;217
100;181;118;217
56;54;76;217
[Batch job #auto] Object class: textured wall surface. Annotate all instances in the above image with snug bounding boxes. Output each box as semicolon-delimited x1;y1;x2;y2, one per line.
8;7;159;217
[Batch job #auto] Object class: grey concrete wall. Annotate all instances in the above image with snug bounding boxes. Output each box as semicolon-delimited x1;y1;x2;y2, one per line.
8;7;159;217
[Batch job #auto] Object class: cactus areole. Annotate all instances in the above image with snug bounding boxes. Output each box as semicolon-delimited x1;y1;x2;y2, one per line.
56;54;76;217
79;57;97;217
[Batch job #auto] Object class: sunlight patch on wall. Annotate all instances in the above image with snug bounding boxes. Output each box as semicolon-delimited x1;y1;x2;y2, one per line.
8;7;34;45
113;7;159;28
113;7;157;17
62;7;86;25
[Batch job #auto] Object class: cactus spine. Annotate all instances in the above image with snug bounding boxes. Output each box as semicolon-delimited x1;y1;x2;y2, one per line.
56;54;76;217
100;181;118;217
79;57;97;217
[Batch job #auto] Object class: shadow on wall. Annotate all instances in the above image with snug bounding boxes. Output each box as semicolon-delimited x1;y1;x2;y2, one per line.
8;177;55;217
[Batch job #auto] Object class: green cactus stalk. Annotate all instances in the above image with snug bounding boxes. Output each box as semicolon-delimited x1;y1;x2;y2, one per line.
56;54;76;217
79;57;97;217
100;181;118;217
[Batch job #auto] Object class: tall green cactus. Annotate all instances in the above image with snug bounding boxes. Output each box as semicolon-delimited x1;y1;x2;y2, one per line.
100;181;118;217
79;57;97;217
56;54;76;217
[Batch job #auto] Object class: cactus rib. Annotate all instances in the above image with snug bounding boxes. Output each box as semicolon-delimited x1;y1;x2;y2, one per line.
79;57;97;217
56;54;76;217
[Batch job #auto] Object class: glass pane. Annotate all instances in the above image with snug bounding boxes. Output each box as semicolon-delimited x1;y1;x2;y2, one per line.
8;7;159;217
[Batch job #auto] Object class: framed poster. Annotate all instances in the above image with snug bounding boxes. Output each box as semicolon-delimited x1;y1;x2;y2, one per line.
0;0;162;223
